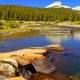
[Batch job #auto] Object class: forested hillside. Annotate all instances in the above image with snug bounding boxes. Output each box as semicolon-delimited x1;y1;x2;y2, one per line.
0;5;80;21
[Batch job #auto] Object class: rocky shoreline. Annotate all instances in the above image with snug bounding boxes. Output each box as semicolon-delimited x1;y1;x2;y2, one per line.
0;44;65;80
0;44;80;80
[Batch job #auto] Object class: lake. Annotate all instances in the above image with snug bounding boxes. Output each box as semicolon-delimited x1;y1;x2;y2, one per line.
0;27;80;76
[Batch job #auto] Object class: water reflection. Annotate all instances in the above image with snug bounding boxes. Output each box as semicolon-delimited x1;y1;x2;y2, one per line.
45;34;70;44
0;30;80;52
0;36;52;52
0;30;40;40
44;30;80;44
0;29;80;75
74;31;80;40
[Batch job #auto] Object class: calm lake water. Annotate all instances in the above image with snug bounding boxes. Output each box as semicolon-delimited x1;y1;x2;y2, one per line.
0;28;80;75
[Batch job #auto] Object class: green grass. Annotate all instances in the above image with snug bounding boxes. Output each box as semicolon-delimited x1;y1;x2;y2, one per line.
0;20;55;33
0;28;35;33
70;21;80;25
0;20;80;33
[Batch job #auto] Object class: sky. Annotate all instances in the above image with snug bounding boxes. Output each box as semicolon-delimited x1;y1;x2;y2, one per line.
0;0;80;8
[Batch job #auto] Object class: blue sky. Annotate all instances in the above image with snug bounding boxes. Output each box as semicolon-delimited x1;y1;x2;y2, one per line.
0;0;80;8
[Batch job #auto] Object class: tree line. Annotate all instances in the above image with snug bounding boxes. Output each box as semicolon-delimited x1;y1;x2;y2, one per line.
0;5;80;22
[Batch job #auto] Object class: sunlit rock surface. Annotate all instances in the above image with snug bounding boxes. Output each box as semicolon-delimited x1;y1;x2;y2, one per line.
0;44;66;80
0;58;18;78
5;76;26;80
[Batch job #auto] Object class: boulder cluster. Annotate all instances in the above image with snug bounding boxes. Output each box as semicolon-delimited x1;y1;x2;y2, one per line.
0;44;65;80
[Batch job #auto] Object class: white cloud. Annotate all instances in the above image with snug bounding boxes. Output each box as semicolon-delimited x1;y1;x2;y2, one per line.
45;1;71;8
45;1;80;10
72;6;80;10
62;6;71;8
45;1;62;8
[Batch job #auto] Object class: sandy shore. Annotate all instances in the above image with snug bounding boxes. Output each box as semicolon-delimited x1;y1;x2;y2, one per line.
59;24;80;27
57;22;80;27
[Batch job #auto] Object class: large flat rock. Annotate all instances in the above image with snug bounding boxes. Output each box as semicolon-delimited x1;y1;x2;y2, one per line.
33;59;56;74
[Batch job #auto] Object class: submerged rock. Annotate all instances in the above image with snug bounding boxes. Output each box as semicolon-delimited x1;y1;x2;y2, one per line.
69;74;80;80
46;44;64;52
33;59;56;74
31;72;68;80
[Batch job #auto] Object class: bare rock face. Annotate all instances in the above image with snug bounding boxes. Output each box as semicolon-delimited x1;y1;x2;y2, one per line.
33;59;56;74
0;75;6;80
0;58;18;78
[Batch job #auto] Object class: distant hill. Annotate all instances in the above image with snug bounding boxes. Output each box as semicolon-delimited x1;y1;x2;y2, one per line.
0;5;80;22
